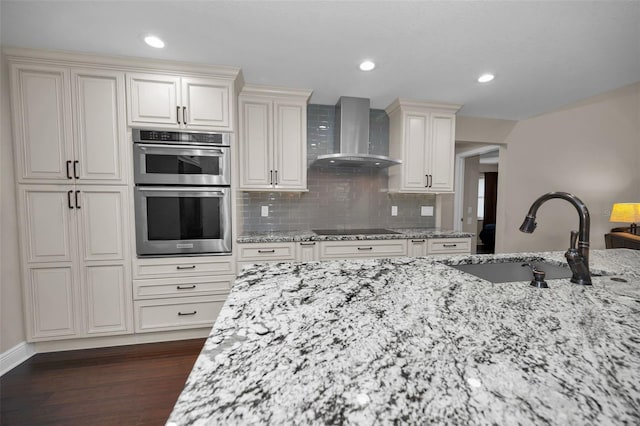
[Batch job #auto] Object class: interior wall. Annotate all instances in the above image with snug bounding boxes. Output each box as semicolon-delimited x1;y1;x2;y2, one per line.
1;53;26;353
496;82;640;253
462;156;480;252
456;116;517;144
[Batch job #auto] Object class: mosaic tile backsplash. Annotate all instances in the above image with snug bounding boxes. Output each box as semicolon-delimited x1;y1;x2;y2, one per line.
238;104;436;233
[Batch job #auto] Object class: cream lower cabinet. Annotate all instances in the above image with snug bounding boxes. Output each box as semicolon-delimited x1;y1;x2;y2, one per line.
427;238;472;254
319;240;408;260
408;239;428;256
132;256;235;332
386;99;461;193
18;185;133;341
408;237;472;256
127;73;235;131
238;85;312;191
296;242;320;262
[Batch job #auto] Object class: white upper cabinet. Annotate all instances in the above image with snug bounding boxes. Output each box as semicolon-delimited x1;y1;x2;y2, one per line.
10;63;128;184
238;85;312;191
72;69;127;183
127;73;233;131
386;99;460;193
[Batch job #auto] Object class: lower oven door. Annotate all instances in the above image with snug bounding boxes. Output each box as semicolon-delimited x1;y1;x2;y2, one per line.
135;186;231;256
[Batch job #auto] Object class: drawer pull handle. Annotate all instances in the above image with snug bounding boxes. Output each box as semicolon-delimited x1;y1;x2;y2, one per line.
299;242;316;246
411;239;426;243
176;285;196;290
178;311;197;316
357;247;373;251
258;249;276;253
176;265;196;270
443;244;458;247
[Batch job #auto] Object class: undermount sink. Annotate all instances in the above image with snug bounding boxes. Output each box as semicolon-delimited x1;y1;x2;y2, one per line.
450;261;573;283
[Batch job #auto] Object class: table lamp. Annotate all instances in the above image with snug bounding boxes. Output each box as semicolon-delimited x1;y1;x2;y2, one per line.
609;203;640;235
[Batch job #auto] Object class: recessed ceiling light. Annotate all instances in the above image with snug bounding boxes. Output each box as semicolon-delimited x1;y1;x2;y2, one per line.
359;60;376;72
477;73;495;83
144;35;165;49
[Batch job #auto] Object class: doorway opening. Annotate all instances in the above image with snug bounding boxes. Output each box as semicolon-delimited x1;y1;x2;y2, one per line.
454;145;501;254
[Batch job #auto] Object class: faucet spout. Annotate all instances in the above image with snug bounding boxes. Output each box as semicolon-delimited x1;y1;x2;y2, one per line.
519;192;592;285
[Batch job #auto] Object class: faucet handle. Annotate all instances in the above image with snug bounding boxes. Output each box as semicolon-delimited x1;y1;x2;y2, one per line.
570;230;579;249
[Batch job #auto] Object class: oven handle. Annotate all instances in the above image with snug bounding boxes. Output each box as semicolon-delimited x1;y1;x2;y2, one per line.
137;143;226;155
136;186;227;196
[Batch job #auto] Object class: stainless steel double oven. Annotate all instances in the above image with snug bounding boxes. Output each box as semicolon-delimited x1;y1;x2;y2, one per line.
133;129;232;256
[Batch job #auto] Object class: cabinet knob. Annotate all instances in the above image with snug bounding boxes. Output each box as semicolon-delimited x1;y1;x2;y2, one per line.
177;311;197;316
357;247;373;251
258;249;276;253
176;265;196;270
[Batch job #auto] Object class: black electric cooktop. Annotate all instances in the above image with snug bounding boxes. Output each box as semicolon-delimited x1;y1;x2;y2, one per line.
312;228;401;236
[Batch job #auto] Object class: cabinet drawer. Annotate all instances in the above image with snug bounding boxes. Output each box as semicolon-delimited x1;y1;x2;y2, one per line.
133;256;235;279
427;238;471;254
237;242;296;261
319;240;407;259
133;275;234;300
134;296;226;332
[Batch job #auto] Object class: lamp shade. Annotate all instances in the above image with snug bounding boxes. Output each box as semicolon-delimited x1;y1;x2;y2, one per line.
609;203;640;223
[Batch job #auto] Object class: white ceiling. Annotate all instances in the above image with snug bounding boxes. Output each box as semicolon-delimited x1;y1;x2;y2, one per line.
2;1;639;120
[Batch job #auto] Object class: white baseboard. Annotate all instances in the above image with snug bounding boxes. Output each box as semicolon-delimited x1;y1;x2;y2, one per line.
1;341;35;376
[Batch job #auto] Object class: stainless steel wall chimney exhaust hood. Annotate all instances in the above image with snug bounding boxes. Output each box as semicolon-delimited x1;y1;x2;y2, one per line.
312;97;401;169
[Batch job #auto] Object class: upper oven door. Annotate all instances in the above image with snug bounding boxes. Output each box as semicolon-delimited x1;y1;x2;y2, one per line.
133;143;231;186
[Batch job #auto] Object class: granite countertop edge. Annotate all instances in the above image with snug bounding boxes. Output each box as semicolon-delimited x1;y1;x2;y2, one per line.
237;228;475;243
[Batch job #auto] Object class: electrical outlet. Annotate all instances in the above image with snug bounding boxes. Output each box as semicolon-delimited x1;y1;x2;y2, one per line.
391;206;398;216
261;206;269;217
421;206;434;216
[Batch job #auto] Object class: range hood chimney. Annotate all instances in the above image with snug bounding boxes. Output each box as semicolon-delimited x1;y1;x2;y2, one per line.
312;96;401;169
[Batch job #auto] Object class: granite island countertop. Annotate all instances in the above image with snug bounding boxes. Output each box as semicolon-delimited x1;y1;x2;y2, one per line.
167;249;640;425
237;228;474;243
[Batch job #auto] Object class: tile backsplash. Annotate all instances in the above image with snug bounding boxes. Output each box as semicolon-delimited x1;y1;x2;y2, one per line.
237;104;436;233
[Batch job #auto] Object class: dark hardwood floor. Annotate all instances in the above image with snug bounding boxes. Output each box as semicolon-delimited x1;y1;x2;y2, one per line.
0;338;205;425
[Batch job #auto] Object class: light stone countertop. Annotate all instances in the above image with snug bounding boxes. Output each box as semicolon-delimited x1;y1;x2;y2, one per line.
237;228;475;243
167;249;640;425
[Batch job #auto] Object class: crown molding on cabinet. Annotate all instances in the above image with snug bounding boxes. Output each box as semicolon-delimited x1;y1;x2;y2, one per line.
385;98;462;115
240;83;313;101
2;46;242;80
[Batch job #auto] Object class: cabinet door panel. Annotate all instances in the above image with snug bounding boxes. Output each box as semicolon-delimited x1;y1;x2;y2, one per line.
84;265;130;335
182;77;231;130
403;114;429;189
77;187;127;261
22;187;75;263
429;114;455;192
239;99;272;188
127;73;180;127
29;266;77;339
408;240;427;257
73;69;127;183
11;65;73;182
274;102;306;189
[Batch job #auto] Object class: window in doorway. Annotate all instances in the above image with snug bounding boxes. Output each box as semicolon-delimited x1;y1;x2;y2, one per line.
477;174;485;220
